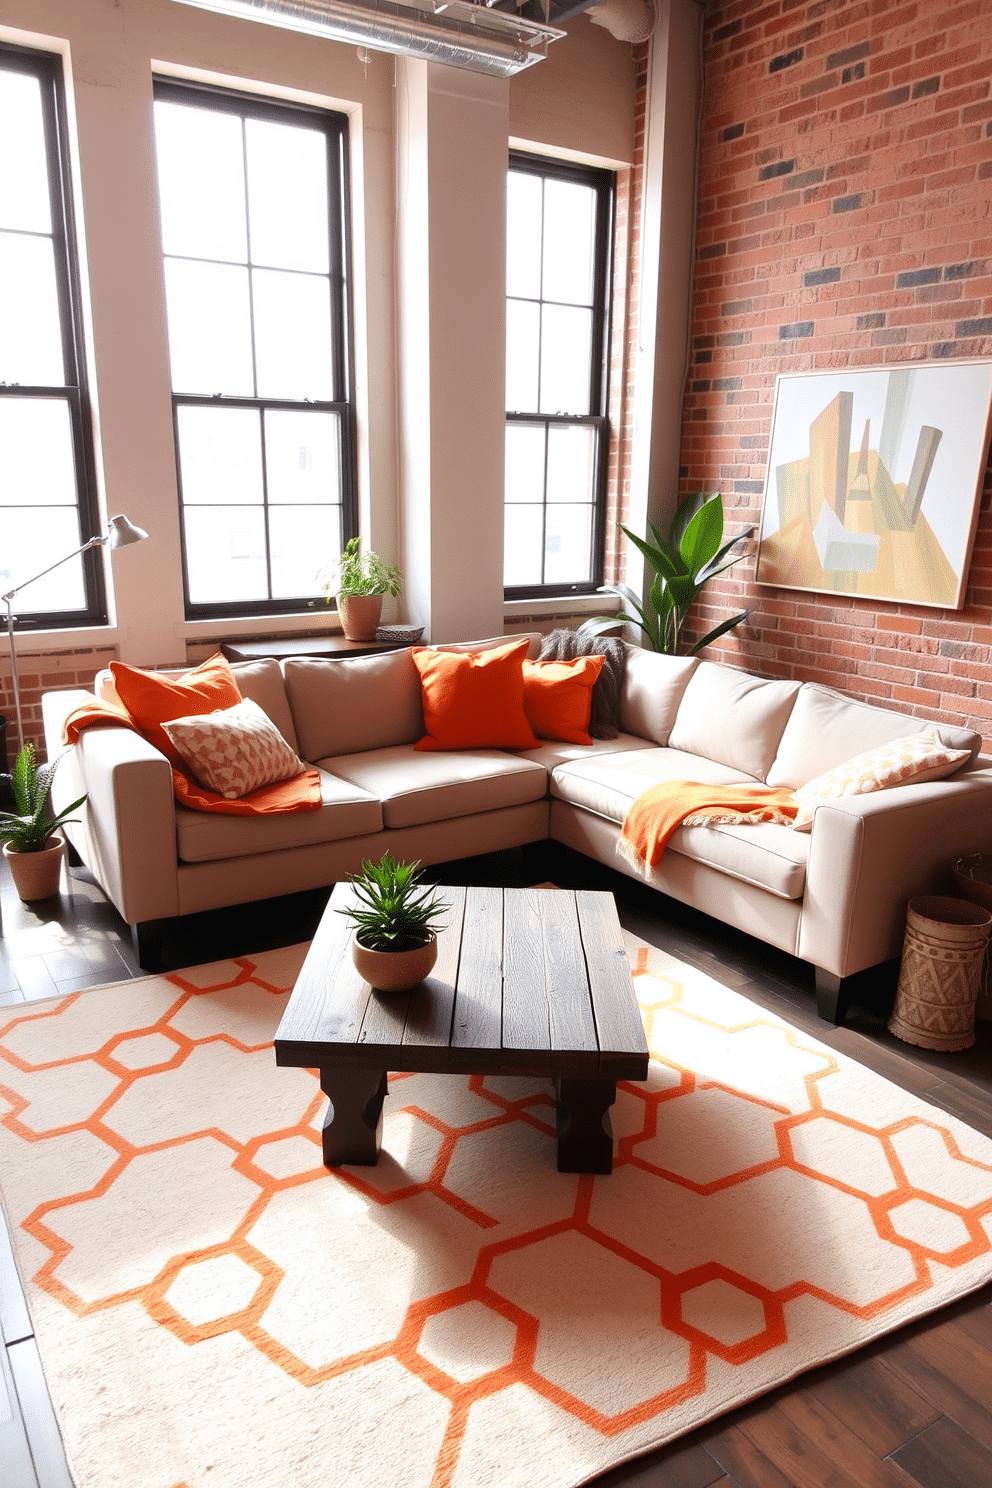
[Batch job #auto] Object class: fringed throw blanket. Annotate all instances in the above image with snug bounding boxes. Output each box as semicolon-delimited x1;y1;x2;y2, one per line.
618;781;799;875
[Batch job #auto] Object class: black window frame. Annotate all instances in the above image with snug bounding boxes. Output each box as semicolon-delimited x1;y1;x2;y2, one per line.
0;43;105;632
153;77;358;623
504;149;614;601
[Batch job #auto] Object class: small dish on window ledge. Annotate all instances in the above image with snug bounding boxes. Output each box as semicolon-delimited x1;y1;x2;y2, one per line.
376;625;424;644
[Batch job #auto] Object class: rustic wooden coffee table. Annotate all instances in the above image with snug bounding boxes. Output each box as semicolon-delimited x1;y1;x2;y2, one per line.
275;883;649;1174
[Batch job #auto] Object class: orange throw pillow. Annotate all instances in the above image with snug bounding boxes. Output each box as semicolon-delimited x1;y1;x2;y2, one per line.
110;653;243;768
523;654;605;746
411;636;539;751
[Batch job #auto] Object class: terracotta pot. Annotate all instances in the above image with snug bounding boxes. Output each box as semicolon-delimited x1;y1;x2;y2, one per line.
352;932;438;992
3;834;64;902
337;592;383;641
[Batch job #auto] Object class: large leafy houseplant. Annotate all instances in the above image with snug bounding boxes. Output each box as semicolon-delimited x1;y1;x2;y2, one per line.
0;744;87;854
580;491;753;655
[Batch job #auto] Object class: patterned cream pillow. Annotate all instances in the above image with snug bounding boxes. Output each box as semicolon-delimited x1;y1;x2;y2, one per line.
792;729;969;831
162;697;306;800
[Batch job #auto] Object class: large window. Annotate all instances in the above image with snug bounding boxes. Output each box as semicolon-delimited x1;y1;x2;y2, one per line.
0;46;104;628
504;152;613;596
153;80;355;619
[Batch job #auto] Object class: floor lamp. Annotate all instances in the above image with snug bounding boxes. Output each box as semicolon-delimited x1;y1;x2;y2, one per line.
2;514;149;757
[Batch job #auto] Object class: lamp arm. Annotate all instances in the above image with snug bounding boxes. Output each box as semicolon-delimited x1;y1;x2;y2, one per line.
2;534;105;757
1;535;106;607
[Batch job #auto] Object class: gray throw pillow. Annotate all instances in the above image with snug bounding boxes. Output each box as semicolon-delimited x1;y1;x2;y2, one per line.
537;629;627;739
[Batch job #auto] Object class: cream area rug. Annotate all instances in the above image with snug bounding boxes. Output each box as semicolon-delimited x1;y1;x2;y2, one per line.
2;937;992;1488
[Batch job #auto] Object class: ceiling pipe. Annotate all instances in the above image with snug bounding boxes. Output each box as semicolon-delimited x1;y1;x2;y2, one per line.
166;0;565;76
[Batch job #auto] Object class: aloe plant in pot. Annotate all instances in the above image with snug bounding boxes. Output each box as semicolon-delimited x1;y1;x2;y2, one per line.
580;491;753;656
339;854;449;992
0;744;87;901
320;537;404;642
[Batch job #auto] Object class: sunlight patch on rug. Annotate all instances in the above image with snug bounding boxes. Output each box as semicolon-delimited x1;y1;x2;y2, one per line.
1;936;991;1488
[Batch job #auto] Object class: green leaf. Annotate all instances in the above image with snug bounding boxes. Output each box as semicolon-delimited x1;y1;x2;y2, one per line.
689;609;751;655
668;492;708;552
619;525;681;581
696;526;754;583
678;494;724;570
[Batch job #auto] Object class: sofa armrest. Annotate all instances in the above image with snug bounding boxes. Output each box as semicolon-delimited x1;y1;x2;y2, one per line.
798;766;992;978
41;690;180;925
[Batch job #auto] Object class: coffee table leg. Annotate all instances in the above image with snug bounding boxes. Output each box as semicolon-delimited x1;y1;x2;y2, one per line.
319;1066;388;1167
554;1078;616;1174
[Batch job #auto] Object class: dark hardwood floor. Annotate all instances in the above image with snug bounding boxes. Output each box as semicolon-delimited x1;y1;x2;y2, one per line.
1;843;990;1488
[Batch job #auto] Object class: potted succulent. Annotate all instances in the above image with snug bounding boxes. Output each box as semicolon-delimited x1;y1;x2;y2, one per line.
320;537;403;642
0;744;87;902
339;853;449;992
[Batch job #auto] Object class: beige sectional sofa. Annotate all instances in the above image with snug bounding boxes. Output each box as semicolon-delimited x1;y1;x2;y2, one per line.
42;635;992;1026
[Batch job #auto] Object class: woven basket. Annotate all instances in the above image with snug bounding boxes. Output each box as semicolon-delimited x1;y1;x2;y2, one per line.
376;625;424;644
888;895;991;1052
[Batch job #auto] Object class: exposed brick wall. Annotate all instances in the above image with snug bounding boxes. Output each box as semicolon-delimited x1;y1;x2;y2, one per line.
682;0;992;752
0;647;119;764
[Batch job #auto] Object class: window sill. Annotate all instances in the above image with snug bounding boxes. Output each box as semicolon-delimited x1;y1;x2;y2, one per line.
503;593;622;618
0;624;122;656
176;611;342;640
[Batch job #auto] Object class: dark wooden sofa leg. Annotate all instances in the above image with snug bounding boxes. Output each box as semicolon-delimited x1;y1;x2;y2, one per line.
815;968;853;1026
132;920;167;971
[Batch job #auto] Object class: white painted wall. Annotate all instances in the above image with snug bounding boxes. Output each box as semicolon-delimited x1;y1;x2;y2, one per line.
0;0;643;664
625;0;704;609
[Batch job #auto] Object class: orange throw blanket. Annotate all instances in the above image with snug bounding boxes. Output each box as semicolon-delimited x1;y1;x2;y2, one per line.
618;781;799;874
62;698;322;816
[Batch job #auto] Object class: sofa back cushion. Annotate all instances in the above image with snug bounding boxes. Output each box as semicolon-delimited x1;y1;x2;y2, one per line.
620;648;698;745
229;658;300;754
766;683;983;788
668;662;801;781
428;630;542;659
283;650;424;761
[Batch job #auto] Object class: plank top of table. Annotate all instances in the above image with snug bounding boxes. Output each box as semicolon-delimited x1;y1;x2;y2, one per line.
275;884;649;1081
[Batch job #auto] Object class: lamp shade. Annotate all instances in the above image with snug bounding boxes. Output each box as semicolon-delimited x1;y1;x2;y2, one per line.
107;514;149;549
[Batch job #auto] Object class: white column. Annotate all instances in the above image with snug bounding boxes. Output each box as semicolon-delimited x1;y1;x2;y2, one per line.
396;59;508;644
626;0;704;598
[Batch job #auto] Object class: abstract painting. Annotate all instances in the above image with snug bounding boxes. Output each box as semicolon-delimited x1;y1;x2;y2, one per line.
755;361;992;607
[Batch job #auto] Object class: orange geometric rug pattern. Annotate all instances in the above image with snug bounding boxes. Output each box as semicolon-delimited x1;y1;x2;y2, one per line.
1;935;992;1488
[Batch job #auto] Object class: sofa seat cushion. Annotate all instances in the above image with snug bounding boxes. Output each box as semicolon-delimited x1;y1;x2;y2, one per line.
667;820;809;900
175;768;382;863
551;747;757;827
323;745;548;830
518;732;651;772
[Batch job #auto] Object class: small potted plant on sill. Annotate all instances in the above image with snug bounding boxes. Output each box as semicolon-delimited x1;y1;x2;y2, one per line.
339;854;449;992
0;744;87;902
320;537;403;642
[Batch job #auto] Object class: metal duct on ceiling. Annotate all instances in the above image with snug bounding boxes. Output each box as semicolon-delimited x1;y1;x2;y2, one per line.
166;0;566;76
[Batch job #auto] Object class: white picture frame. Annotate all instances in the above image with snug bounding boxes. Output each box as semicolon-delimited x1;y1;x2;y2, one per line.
755;360;992;608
